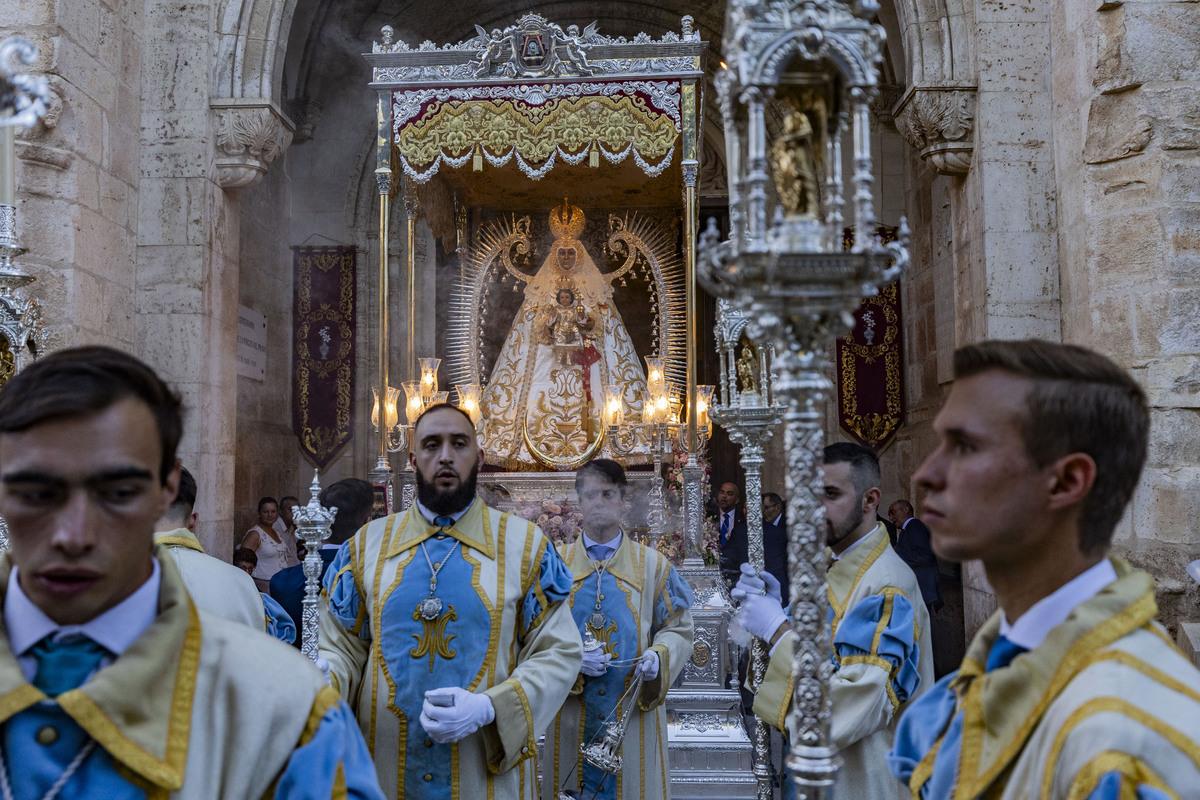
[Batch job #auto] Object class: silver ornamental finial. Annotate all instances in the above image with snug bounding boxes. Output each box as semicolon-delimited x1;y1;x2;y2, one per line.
0;38;51;129
293;468;337;662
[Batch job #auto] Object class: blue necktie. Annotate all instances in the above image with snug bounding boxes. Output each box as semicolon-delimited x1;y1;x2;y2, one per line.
587;544;613;561
719;514;730;547
31;633;111;697
433;515;455;529
985;634;1028;672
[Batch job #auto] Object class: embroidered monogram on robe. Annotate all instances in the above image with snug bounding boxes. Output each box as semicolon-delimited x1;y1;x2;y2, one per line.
542;535;694;800
320;499;584;800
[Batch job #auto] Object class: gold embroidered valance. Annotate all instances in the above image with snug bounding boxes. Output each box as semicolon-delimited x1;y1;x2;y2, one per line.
394;85;681;181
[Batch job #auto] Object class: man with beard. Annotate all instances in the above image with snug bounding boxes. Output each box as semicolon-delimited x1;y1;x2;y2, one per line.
320;403;583;799
734;442;932;799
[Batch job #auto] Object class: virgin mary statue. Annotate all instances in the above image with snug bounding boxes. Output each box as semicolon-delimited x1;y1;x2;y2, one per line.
481;200;648;469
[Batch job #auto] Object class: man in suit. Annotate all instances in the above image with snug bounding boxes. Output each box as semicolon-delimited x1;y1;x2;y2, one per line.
716;480;748;587
887;499;942;611
760;492;789;607
270;477;373;647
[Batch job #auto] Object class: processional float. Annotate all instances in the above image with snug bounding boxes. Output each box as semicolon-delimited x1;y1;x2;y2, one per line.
0;36;49;552
361;14;755;798
701;1;910;798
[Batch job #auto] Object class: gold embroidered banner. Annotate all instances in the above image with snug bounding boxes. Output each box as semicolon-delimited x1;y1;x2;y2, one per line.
292;246;356;468
837;226;904;451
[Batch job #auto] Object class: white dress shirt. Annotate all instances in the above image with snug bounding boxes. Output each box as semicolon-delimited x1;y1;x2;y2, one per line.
5;559;162;683
999;558;1118;650
415;497;472;526
581;531;623;558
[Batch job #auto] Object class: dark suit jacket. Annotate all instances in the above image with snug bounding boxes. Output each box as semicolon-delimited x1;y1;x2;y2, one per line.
894;517;942;608
269;547;338;648
878;513;899;546
763;515;789;607
718;508;748;587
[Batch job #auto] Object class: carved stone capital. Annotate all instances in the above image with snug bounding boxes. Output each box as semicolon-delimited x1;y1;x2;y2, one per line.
211;100;294;190
893;85;976;176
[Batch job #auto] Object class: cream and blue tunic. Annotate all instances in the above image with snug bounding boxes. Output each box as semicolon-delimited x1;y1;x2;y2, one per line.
754;523;932;800
888;557;1200;799
0;547;384;800
320;499;584;800
541;535;694;800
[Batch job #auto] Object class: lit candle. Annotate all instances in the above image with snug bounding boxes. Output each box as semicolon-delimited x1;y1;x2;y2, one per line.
0;121;15;207
602;385;624;428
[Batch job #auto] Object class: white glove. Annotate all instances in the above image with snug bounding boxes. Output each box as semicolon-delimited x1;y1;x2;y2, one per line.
419;687;496;744
634;648;659;680
314;656;332;686
732;579;789;644
581;646;612;677
736;562;783;603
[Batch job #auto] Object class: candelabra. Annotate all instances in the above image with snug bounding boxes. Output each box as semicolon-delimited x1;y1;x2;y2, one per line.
604;355;713;539
292;470;337;663
701;2;910;797
708;300;783;800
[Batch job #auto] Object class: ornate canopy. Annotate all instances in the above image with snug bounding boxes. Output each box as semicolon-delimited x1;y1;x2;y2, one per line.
365;15;706;183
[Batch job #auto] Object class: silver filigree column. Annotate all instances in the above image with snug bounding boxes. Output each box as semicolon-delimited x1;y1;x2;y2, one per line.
710;299;782;800
292;470;337;662
701;2;909;797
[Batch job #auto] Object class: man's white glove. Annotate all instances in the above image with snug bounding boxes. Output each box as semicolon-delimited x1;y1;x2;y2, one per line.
634;648;659;680
419;687;496;744
314;656;332;686
580;646;612;677
736;562;783;603
732;570;789;643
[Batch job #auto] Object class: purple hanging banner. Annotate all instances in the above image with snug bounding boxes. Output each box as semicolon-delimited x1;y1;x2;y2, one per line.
292;246;356;468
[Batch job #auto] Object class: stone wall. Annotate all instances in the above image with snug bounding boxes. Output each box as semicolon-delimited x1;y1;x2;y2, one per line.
5;0;142;352
233;155;299;544
1052;0;1200;637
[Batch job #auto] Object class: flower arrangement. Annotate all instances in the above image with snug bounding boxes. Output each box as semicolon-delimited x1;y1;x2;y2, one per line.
511;497;585;546
652;529;687;565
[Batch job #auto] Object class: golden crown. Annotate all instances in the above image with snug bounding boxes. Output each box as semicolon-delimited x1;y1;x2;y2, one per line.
548;197;586;240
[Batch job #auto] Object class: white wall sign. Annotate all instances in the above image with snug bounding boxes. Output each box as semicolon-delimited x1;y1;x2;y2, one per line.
237;305;267;381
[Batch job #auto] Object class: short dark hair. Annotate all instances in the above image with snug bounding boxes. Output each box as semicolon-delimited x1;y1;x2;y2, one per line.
279;495;299;509
576;458;628;494
954;338;1149;553
257;496;278;512
823;442;881;498
414;402;476;437
0;345;183;484
232;547;257;566
762;492;783;507
891;499;915;517
320;478;374;545
163;466;197;524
